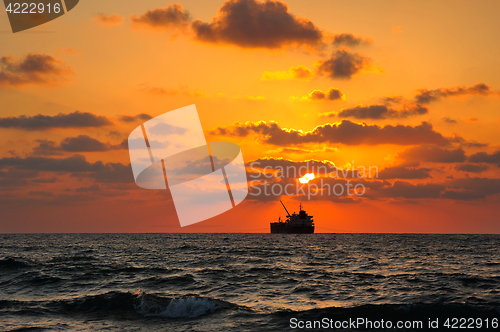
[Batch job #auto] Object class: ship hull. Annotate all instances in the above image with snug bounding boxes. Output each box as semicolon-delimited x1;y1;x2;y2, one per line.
270;223;314;234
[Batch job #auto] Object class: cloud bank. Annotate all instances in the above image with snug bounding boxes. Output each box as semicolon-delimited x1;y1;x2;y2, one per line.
0;111;113;131
191;0;323;49
0;53;72;87
211;120;450;146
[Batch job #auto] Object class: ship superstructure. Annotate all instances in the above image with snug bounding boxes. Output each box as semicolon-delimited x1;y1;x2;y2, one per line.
270;201;315;234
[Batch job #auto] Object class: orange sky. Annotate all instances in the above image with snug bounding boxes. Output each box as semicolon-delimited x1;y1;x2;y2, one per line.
1;0;500;233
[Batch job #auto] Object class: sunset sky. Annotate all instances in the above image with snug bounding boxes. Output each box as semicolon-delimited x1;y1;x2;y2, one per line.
1;0;500;233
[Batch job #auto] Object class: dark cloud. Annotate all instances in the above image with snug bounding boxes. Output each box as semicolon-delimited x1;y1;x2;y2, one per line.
449;135;488;148
0;178;27;189
442;117;457;124
247;157;500;202
31;139;63;156
0;169;38;188
0;154;101;172
443;177;500;200
0;155;134;184
468;150;500;166
211;120;450;146
191;0;323;49
368;181;445;199
455;164;488;173
245;158;384;202
378;166;433;179
415;83;495;104
332;33;372;47
380;96;404;104
0;53;71;87
60;135;115;152
86;162;134;184
336;103;428;119
308;88;344;101
0;111;113;131
316;49;371;79
31;135;126;155
131;3;191;30
0;169;39;179
93;14;124;26
441;190;485;200
397;146;466;165
119;113;152;123
107;130;123;139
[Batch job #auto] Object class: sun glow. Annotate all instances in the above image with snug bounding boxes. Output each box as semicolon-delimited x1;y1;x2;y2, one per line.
299;173;315;183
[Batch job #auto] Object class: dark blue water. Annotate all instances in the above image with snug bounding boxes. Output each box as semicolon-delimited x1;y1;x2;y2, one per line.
1;234;499;331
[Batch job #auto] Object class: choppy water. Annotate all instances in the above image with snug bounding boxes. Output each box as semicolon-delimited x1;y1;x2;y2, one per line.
1;234;500;331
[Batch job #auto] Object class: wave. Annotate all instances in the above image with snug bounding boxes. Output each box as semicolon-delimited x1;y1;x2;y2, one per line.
3;292;500;330
1;290;236;320
132;274;197;287
0;257;33;269
48;254;98;263
135;290;234;318
270;302;500;322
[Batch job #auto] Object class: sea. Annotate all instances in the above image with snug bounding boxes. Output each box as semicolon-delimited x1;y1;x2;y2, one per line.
1;234;499;331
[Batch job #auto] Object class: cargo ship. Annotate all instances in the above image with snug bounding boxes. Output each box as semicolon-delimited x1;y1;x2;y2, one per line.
270;201;315;234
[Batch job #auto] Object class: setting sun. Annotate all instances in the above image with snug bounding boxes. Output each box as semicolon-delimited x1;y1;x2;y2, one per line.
299;173;315;184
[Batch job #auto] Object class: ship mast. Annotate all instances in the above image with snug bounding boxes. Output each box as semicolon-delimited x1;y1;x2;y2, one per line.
280;200;291;217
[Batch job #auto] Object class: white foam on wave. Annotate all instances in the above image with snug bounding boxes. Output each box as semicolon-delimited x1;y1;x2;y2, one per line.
134;290;229;318
158;297;227;318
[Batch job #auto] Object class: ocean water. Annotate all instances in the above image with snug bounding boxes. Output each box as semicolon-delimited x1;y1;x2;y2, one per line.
1;234;499;331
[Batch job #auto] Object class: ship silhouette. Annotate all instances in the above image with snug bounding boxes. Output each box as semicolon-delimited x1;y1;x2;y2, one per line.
270;201;315;234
